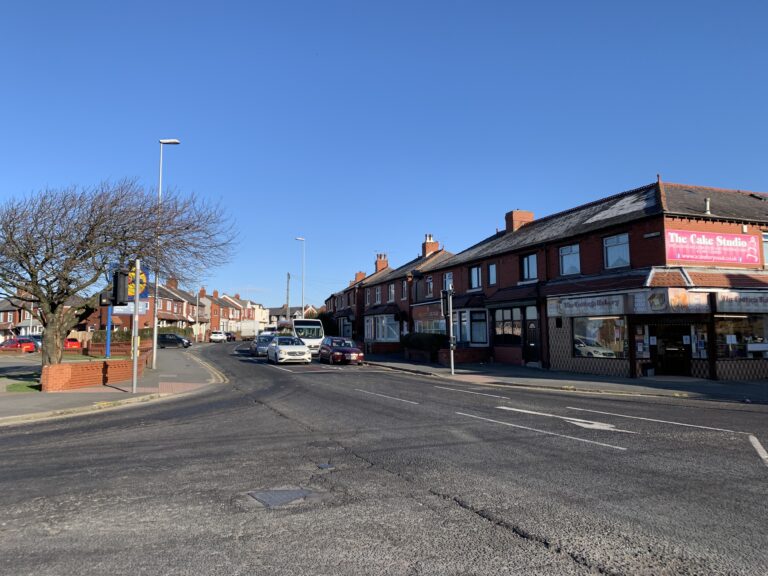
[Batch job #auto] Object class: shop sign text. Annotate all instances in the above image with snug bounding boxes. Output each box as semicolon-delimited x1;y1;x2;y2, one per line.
666;230;760;264
633;288;710;314
553;295;625;317
716;291;768;313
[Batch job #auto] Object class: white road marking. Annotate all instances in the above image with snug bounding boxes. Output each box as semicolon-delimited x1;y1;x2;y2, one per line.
355;389;419;405
456;412;627;451
496;406;636;434
748;435;768;468
434;386;509;399
566;407;745;434
266;364;292;373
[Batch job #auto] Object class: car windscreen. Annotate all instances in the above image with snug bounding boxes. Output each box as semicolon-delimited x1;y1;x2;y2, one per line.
257;335;273;344
294;326;322;339
277;337;302;346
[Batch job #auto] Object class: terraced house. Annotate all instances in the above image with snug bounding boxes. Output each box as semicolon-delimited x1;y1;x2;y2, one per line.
327;178;768;380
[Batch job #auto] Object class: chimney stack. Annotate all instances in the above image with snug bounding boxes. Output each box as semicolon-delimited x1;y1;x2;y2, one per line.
505;209;535;233
199;287;206;298
234;293;240;300
422;234;439;257
350;271;366;286
375;253;389;273
166;277;178;290
213;289;219;298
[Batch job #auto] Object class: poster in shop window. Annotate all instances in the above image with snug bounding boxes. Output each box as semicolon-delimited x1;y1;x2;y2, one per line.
666;230;760;264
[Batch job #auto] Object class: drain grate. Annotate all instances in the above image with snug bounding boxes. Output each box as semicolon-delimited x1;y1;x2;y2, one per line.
247;489;312;508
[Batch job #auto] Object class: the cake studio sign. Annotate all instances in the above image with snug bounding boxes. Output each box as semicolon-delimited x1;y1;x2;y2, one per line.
666;230;760;265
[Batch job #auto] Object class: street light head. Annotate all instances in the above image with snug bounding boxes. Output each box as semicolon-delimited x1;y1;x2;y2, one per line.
295;237;305;241
159;139;181;145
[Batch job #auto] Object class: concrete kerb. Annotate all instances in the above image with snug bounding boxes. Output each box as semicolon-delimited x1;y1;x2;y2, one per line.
364;361;765;404
0;350;228;428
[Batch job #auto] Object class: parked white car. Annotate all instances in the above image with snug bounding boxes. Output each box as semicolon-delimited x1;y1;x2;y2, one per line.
209;330;227;343
266;336;311;364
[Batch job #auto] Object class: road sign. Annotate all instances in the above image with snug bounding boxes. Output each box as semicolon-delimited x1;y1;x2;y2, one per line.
128;267;149;298
113;302;150;315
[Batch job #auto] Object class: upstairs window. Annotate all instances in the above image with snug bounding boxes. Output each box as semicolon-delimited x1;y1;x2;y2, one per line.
401;279;408;300
520;253;538;280
469;266;482;289
375;286;381;304
762;233;768;267
426;276;434;297
488;263;497;286
387;283;395;302
443;272;453;291
559;244;580;275
604;233;630;269
365;289;370;306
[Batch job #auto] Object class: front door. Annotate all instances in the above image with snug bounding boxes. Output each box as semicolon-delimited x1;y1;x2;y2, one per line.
650;324;692;376
523;319;539;363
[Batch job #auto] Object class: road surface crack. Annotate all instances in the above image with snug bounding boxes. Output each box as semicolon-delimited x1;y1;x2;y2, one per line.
428;489;622;576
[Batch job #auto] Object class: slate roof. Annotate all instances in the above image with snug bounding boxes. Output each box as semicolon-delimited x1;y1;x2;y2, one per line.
0;299;16;312
424;180;768;273
361;250;454;287
662;182;768;222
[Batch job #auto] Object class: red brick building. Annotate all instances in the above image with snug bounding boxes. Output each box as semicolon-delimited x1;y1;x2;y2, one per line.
328;179;768;380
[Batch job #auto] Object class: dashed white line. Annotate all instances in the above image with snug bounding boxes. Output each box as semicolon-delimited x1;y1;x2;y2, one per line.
434;386;509;399
355;389;419;405
748;435;768;468
266;364;292;373
566;407;745;434
455;412;627;451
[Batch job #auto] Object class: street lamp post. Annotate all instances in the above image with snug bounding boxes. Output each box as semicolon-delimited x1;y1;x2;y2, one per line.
152;138;181;370
295;237;305;319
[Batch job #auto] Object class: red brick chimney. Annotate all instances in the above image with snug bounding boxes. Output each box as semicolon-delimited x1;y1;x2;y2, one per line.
505;210;534;232
213;289;219;298
234;293;240;299
375;253;388;273
355;271;366;283
166;277;178;290
199;287;206;298
422;234;439;257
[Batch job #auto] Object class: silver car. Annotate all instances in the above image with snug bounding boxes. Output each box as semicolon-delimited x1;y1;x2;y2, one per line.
249;333;274;357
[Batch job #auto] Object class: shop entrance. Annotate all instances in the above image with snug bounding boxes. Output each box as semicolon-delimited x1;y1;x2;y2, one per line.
523;319;539;363
649;324;692;376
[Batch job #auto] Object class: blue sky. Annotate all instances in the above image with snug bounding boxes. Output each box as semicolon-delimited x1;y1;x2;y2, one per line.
2;1;767;308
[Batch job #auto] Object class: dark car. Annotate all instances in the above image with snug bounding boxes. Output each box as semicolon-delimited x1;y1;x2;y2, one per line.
225;332;236;342
318;337;364;365
158;333;191;348
249;333;274;357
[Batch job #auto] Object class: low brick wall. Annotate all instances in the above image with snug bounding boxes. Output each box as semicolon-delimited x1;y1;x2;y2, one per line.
438;347;490;365
41;350;152;392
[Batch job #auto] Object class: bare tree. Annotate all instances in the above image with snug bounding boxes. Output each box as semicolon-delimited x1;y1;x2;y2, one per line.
0;180;234;365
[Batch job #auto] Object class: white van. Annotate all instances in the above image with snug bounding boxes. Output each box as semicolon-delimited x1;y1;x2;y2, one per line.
291;319;324;356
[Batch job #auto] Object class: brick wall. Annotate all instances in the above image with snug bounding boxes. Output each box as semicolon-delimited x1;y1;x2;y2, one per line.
41;349;152;392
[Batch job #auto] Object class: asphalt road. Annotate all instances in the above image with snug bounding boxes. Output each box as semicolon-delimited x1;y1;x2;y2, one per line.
1;343;766;575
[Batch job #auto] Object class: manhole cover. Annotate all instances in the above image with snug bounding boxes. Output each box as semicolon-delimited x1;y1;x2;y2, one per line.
247;489;312;508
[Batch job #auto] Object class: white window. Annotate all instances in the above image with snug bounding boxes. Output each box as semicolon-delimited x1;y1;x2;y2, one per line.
488;264;497;286
521;253;537;280
469;266;482;290
375;286;381;304
604;233;630;269
401;279;408;300
763;233;768;267
452;309;488;345
366;289;370;306
443;272;453;291
165;300;171;311
375;315;399;341
388;283;395;302
426;276;434;297
559;244;580;275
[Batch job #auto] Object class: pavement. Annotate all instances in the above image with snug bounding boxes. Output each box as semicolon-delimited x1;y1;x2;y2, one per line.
364;354;768;404
1;346;765;427
0;346;225;426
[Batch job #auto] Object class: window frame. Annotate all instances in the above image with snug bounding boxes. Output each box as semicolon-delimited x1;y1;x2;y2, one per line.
425;276;434;297
559;244;581;276
520;253;538;281
387;283;395;303
488;263;497;286
401;279;408;300
469;266;482;290
603;233;630;269
443;272;453;291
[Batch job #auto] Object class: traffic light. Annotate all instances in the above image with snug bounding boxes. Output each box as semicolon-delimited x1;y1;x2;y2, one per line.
112;269;129;306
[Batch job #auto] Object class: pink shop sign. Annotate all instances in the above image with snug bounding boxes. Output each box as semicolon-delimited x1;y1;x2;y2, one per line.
666;230;761;265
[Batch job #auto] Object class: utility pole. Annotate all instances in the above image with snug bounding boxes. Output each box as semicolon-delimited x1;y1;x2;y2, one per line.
286;272;291;325
131;258;141;393
442;286;455;376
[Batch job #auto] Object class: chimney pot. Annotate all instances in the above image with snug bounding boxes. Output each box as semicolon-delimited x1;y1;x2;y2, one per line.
421;234;440;257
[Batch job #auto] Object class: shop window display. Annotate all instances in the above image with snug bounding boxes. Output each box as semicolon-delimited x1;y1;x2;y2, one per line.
573;316;627;358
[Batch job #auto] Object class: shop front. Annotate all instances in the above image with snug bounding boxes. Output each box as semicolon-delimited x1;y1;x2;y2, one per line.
548;287;768;380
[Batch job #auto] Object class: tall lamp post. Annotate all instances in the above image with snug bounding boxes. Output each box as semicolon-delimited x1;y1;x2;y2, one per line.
295;237;305;318
152;138;181;370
